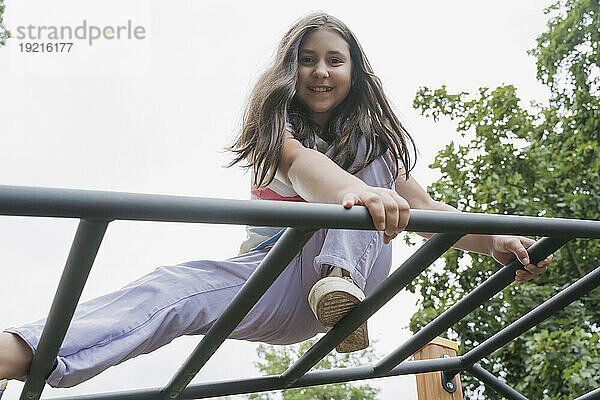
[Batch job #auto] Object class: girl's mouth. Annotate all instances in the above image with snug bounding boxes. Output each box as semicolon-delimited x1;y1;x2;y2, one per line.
309;87;333;92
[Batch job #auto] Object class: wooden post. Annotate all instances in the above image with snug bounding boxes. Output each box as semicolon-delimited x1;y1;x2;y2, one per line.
413;337;463;400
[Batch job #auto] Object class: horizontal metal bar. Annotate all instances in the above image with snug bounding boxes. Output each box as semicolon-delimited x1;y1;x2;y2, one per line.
280;232;463;386
467;363;528;400
160;228;315;400
21;219;109;400
187;357;462;400
1;185;600;237
374;236;569;375
461;264;600;367
43;357;462;400
574;387;600;400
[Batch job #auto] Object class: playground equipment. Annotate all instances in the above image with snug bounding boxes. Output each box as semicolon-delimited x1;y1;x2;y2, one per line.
0;184;599;400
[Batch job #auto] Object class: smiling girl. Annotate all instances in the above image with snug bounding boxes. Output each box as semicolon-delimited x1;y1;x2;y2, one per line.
0;12;552;390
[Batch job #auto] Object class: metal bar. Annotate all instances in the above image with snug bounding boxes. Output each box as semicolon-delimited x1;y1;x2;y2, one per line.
44;357;462;400
20;219;109;400
467;363;528;400
460;264;600;367
374;236;569;375
574;387;600;400
159;227;315;400
1;185;595;399
1;185;600;237
280;232;464;387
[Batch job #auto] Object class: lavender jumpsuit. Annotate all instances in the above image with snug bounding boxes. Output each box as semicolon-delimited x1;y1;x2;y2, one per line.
5;137;397;388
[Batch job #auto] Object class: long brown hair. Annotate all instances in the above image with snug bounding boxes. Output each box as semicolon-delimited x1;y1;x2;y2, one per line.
227;12;416;188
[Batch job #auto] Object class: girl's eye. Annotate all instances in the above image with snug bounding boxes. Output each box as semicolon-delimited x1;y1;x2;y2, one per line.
300;56;313;63
330;58;342;64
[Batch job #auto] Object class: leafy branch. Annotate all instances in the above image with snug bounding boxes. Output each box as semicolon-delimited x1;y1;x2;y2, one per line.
0;0;10;47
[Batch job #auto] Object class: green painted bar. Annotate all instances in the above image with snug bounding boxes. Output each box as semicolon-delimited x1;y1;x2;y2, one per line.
0;185;595;399
467;363;527;400
280;232;464;387
20;219;109;400
160;228;315;400
374;237;569;375
1;185;600;237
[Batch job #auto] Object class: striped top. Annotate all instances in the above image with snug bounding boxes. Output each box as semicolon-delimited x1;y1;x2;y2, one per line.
239;123;330;254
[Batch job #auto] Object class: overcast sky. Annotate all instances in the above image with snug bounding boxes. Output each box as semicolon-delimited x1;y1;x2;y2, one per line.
0;1;553;399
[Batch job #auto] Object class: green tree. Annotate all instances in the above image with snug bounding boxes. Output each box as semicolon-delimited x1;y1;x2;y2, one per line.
409;0;600;399
0;0;10;47
249;339;380;400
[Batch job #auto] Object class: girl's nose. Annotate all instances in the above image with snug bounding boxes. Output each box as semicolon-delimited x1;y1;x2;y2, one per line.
313;61;329;78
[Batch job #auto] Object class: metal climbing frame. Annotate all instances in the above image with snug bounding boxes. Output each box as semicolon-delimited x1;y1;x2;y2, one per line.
0;184;599;400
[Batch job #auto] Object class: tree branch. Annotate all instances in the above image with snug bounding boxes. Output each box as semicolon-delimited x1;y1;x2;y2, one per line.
566;242;584;277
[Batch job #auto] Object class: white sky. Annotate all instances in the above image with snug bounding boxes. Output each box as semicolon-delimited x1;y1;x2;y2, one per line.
0;1;552;399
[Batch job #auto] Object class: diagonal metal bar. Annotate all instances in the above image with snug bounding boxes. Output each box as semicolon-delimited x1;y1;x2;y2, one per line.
279;232;464;387
20;219;109;400
2;185;600;237
574;387;600;400
374;236;569;375
467;363;528;400
159;227;315;400
44;357;463;400
460;264;600;367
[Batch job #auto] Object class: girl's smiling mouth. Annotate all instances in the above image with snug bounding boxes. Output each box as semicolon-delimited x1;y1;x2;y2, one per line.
309;86;334;92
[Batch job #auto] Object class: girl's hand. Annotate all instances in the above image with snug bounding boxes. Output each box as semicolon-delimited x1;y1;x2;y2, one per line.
490;236;553;283
341;185;410;244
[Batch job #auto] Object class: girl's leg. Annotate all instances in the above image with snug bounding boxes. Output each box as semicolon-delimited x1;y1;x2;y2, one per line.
315;141;397;289
307;143;397;352
0;332;33;380
1;244;326;388
5;253;264;387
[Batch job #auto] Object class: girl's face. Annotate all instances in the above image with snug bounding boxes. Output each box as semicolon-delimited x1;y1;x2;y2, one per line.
296;29;353;129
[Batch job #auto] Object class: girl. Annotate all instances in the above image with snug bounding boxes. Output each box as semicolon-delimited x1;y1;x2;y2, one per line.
0;12;551;390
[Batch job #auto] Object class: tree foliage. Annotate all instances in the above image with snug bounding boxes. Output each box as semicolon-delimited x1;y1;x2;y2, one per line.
409;0;600;399
249;339;380;400
0;0;9;47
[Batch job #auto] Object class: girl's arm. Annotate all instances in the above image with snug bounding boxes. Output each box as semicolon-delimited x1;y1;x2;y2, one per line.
276;131;409;244
394;172;552;282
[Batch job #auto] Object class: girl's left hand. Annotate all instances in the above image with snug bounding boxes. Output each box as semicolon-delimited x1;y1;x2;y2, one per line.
490;236;553;283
